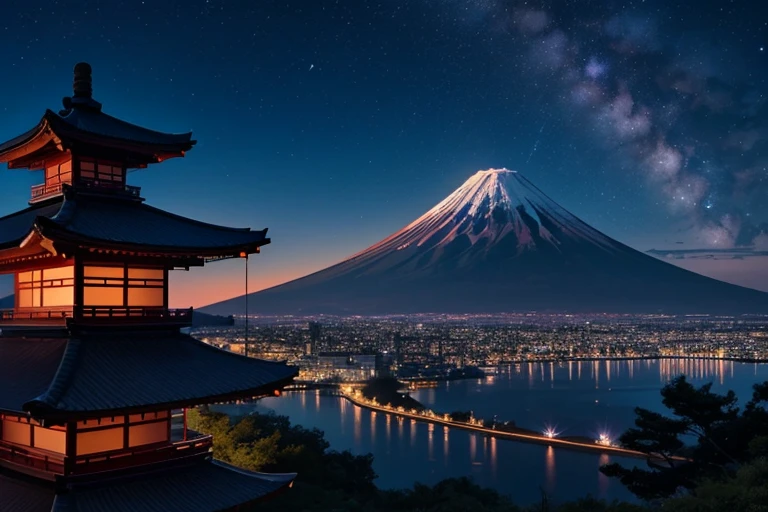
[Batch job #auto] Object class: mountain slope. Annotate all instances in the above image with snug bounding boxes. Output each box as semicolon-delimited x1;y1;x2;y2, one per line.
0;295;12;309
203;169;768;315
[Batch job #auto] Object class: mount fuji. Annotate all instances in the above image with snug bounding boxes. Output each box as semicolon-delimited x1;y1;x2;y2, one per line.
203;169;768;315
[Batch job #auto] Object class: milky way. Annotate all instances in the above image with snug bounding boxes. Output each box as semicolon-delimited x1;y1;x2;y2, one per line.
435;0;767;249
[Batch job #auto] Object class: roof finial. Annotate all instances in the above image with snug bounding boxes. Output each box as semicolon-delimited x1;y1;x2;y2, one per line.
73;62;93;99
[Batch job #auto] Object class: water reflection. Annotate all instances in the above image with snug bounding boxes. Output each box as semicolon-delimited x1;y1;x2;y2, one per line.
490;436;497;478
443;426;450;461
354;403;361;447
428;423;435;460
545;446;556;492
249;358;766;506
598;454;610;498
371;411;376;443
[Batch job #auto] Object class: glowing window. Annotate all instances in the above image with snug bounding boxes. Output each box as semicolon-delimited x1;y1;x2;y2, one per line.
128;422;169;447
43;287;74;307
44;160;73;188
16;266;74;308
82;266;166;307
76;428;124;455
83;287;124;306
84;266;125;279
33;426;66;454
1;420;31;446
127;288;164;307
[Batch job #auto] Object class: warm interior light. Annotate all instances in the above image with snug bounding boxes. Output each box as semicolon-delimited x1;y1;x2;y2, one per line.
239;251;247;258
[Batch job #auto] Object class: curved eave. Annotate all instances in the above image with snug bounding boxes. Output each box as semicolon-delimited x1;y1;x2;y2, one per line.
45;110;196;161
34;217;270;258
49;459;295;512
0;118;63;169
0;111;195;169
15;333;299;422
23;372;297;422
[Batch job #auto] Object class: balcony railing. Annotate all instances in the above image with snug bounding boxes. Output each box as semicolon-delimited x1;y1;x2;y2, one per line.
77;306;193;325
30;181;142;203
0;308;71;325
0;434;211;479
78;180;142;198
71;433;212;477
30;182;64;203
0;441;66;476
0;307;193;327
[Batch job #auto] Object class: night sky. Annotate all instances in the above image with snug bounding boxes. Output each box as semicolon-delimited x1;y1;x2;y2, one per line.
1;1;766;306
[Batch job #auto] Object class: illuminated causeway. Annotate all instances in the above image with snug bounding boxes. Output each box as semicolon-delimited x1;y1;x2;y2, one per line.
338;388;672;460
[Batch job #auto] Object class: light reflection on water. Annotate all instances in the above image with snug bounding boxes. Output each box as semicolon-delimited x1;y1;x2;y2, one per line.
224;358;767;506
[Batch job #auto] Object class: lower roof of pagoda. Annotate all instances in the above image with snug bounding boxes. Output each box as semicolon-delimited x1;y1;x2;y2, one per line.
0;189;269;261
0;458;295;512
0;332;297;420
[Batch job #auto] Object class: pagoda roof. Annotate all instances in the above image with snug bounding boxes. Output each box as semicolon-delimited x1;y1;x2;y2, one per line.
0;458;295;512
0;109;194;159
0;467;55;512
0;190;270;258
0;332;297;419
0;200;63;251
0;62;195;169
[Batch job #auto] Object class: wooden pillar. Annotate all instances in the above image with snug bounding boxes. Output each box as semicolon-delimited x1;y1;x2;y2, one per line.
123;414;130;450
73;256;84;321
163;268;169;309
65;421;77;476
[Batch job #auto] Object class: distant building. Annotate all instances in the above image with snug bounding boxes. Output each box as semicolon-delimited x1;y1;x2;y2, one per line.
303;352;378;381
0;64;297;510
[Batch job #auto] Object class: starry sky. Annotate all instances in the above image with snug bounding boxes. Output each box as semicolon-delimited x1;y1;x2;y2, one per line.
0;0;766;306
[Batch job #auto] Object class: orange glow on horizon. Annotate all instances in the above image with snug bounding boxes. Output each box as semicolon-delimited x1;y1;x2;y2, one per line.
169;263;319;309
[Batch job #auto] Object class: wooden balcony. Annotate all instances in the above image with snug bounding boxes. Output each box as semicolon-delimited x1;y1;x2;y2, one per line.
30;182;65;203
0;308;70;326
71;433;213;477
77;180;142;199
30;181;142;203
0;441;66;479
0;307;193;328
76;306;193;327
0;434;212;480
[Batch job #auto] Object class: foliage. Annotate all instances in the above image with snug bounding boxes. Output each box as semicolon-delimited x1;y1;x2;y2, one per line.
449;410;473;422
600;376;768;501
361;376;425;410
190;406;651;512
661;457;768;512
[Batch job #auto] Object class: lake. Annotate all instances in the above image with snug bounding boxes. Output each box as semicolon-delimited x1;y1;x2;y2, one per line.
222;358;768;506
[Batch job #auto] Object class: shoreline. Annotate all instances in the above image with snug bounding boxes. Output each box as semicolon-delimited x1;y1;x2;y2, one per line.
479;355;768;366
335;390;663;460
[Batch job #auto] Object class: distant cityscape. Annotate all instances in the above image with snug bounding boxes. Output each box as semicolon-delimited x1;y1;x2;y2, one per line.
193;314;768;382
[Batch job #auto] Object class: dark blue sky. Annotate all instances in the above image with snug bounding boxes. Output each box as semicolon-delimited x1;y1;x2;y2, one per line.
0;1;766;305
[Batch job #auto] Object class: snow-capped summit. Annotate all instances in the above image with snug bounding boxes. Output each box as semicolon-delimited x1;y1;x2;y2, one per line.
346;168;610;266
203;169;768;315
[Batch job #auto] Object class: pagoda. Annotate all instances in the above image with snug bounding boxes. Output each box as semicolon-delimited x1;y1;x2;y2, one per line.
0;63;298;511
